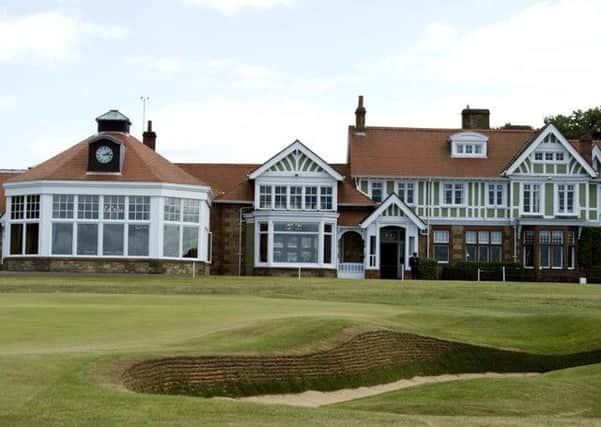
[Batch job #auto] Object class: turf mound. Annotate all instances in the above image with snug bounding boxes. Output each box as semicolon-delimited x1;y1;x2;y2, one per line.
121;330;601;398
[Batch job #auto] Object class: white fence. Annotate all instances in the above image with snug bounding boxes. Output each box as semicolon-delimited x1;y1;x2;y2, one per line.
337;262;365;279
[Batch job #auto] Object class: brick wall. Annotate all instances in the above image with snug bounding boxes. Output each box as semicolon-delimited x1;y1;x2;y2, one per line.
210;203;252;276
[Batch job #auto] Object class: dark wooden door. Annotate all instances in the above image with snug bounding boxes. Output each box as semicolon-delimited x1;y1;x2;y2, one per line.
380;242;398;279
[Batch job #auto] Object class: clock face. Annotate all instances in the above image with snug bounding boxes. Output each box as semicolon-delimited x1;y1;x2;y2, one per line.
95;145;114;164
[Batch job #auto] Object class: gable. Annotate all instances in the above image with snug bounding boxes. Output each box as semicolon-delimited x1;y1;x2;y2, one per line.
269;148;324;173
248;140;343;181
504;124;596;177
360;193;426;230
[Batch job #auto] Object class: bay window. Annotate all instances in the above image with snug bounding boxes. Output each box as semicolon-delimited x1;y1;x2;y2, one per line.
9;195;40;255
556;184;575;215
163;197;202;259
522;184;541;214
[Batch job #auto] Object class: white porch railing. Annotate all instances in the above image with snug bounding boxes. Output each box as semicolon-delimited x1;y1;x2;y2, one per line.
337;262;365;279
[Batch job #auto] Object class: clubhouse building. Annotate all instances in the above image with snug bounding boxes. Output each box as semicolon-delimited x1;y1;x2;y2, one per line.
2;98;601;279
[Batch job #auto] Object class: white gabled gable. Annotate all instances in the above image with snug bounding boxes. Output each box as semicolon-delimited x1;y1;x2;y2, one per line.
504;124;596;177
248;140;344;181
592;144;601;171
360;193;426;230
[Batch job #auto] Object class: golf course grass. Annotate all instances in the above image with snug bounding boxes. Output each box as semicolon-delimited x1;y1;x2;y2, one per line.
0;274;600;426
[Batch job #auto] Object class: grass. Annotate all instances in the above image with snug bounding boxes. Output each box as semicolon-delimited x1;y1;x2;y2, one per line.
0;274;600;426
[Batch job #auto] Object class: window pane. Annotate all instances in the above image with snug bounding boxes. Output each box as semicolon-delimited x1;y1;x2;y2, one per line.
11;196;25;220
466;244;477;261
466;231;477;244
183;199;200;223
77;224;98;255
164;197;181;221
274;186;287;209
182;227;199;258
491;245;502;262
478;231;489;244
103;224;124;256
320;187;333;210
26;195;40;219
10;223;23;255
274;223;319;232
103;196;125;220
78;195;99;219
305;187;318;209
273;234;318;263
434;230;449;243
129;196;150;221
552;246;563;268
434;244;449;262
478;246;489;262
259;227;268;263
406;183;414;204
323;233;332;264
25;223;39;255
163;224;180;257
491;231;502;244
540;245;550;268
290;186;302;209
259;186;272;209
128;224;149;256
524;245;534;267
52;223;73;255
52;195;74;219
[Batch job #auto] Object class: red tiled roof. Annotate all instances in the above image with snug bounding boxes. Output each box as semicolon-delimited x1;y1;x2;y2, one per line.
338;207;372;226
7;133;207;186
0;171;25;215
348;126;537;177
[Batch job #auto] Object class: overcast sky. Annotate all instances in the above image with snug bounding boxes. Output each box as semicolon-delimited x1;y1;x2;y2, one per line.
1;0;600;168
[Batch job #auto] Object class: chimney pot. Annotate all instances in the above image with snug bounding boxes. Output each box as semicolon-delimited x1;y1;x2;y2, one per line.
142;120;157;151
355;95;366;133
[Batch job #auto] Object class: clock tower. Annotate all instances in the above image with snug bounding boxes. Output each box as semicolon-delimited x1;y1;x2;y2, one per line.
87;110;130;173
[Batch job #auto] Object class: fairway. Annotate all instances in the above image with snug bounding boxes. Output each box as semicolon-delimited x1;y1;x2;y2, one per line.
1;275;600;426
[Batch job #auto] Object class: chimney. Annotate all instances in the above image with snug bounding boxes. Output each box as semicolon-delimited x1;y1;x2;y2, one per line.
355;95;366;133
461;106;490;129
142;120;156;151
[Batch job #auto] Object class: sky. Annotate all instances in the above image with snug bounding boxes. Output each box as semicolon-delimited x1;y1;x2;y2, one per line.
1;0;601;169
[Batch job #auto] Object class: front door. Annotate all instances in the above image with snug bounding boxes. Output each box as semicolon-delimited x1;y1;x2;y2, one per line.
380;242;398;279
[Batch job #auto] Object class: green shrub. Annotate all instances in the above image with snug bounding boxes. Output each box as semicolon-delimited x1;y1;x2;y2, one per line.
578;227;601;269
441;262;523;281
417;259;440;280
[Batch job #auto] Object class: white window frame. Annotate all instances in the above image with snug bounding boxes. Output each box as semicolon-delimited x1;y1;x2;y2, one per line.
555;183;578;216
397;181;416;205
433;230;450;264
441;182;466;207
486;183;505;207
370;181;384;203
520;182;542;216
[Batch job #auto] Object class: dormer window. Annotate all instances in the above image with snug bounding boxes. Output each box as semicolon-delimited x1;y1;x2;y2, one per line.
450;132;488;158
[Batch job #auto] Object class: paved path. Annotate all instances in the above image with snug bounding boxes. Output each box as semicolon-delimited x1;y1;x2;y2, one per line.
230;372;539;407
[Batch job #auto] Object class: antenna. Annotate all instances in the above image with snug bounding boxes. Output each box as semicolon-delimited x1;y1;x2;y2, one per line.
140;96;150;133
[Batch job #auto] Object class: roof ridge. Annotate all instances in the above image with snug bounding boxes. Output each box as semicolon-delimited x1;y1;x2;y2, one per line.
350;125;536;134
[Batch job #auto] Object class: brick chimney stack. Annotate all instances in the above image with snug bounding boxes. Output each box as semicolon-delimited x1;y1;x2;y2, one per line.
462;106;490;129
355;95;366;133
142;120;156;151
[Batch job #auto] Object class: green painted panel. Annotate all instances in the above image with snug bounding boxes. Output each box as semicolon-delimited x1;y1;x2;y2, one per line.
545;164;553;174
486;208;494;217
418;208;423;216
534;164;544;174
441;207;448;217
497;209;505;218
580;210;586;220
468;183;473;205
545;183;553;216
590;211;598;221
512;183;520;207
418;182;425;205
480;184;485;206
580;183;586;207
556;164;566;174
434;208;440;216
459;208;466;217
434;182;440;204
450;208;457;218
513;208;519;218
360;180;368;193
590;184;598;208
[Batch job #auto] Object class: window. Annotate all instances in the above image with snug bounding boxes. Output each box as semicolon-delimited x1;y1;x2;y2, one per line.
273;222;319;264
466;230;502;262
305;187;318;209
545;152;554;161
371;182;383;203
259;223;268;263
369;235;376;267
259;185;272;209
488;184;504;206
557;184;575;215
320;187;333;210
323;223;333;264
52;195;74;219
556;152;564;161
522;183;541;214
540;230;563;269
77;224;98;255
290;186;302;209
182;226;199;258
103;196;125;220
78;195;99;219
397;182;415;204
183;199;200;223
534;152;543;161
533;151;565;163
443;183;464;205
103;224;124;256
274;186;287;209
129;196;150;221
568;231;576;270
433;230;449;263
163;224;180;258
9;195;40;255
128;225;149;257
164;197;181;221
52;223;73;255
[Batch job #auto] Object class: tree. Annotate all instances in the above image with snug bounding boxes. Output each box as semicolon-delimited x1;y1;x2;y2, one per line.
545;107;601;140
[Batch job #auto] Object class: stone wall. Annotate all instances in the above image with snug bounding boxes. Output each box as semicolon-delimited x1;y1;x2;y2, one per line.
3;257;210;276
210;203;251;276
